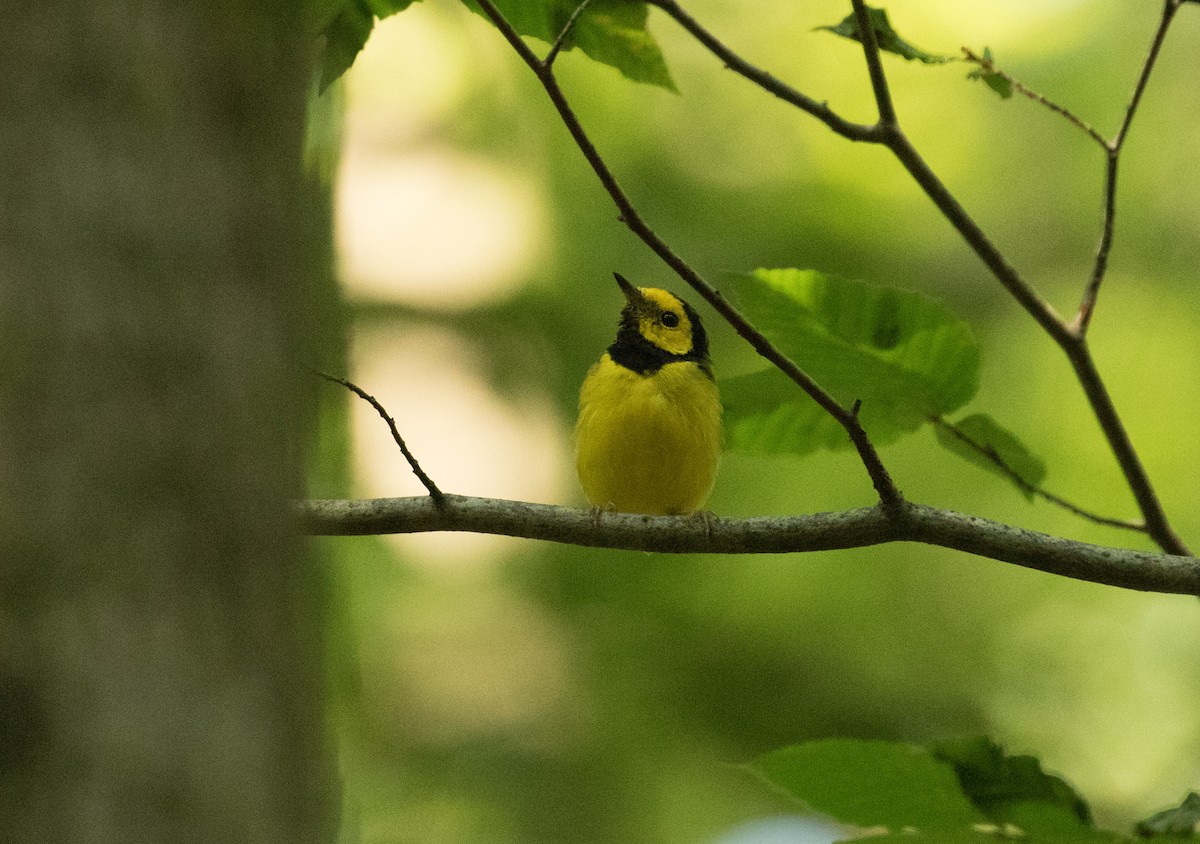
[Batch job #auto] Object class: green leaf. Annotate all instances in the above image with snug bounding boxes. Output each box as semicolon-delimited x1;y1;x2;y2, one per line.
932;738;1095;833
1136;793;1200;838
966;47;1014;99
935;414;1046;501
570;1;676;90
722;368;844;455
316;0;425;93
936;739;1123;844
463;0;676;90
817;6;954;64
722;269;980;455
749;739;987;830
319;0;377;93
367;0;420;16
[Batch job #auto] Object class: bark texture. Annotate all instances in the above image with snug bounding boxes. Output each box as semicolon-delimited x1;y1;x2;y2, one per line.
0;2;335;841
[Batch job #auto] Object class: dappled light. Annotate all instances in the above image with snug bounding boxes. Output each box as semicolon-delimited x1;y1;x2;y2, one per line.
319;1;1200;841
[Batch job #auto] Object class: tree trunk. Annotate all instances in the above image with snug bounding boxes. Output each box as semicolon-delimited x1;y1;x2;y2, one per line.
0;2;336;842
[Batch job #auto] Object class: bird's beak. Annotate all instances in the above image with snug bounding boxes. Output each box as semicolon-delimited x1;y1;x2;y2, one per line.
614;272;646;307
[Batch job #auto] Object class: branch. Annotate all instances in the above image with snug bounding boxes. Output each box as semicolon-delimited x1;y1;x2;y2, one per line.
1059;344;1189;554
1074;0;1183;335
644;0;1189;556
472;0;904;512
317;372;446;504
545;0;594;69
648;1;1071;346
849;0;897;126
932;417;1145;532
844;6;1191;556
645;0;881;142
961;48;1106;147
298;496;1200;596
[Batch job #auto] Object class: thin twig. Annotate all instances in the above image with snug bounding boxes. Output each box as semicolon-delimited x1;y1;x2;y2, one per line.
932;418;1145;532
1113;1;1182;151
650;0;1072;347
850;0;897;126
1059;343;1189;553
544;0;594;69
867;19;1188;555
317;371;445;504
646;0;1189;556
1074;0;1183;335
473;0;905;512
961;47;1106;147
298;495;1200;597
645;0;881;142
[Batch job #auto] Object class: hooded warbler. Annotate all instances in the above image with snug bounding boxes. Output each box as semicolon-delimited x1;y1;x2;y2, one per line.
575;273;722;515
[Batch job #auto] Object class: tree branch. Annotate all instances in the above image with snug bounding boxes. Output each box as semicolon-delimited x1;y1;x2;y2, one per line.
545;0;594;69
932;417;1145;532
472;0;904;512
1074;0;1183;335
849;0;897;126
298;495;1200;596
1058;342;1189;554
647;1;1071;346
642;0;1189;556
317;372;445;504
645;0;881;142
961;47;1106;148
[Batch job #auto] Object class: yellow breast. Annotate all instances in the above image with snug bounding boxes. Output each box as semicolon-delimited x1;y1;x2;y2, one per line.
575;354;722;515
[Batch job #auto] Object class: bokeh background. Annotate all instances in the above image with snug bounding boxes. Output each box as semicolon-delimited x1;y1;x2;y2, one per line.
312;1;1200;841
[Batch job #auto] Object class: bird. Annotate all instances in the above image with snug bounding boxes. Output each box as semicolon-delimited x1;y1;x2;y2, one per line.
575;273;722;516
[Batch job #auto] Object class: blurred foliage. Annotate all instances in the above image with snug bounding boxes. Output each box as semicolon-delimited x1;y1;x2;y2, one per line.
1136;792;1200;839
751;739;988;830
311;1;1200;842
320;0;676;92
459;0;677;89
754;737;1131;843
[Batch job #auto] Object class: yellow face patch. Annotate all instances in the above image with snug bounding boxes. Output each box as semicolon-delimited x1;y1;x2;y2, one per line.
634;287;694;356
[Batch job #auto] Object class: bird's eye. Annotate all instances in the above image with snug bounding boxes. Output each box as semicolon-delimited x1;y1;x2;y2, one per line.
660;312;680;328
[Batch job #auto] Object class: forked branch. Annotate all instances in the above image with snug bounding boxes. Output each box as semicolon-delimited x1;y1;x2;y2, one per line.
318;372;446;504
299;496;1200;597
1075;0;1184;334
932;417;1145;533
472;0;904;512
450;0;1190;554
647;0;1190;555
961;48;1106;147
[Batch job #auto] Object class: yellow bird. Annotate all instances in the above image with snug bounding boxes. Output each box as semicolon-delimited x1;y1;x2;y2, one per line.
575;273;722;515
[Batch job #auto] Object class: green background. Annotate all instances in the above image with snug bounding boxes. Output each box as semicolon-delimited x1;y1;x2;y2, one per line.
314;2;1200;841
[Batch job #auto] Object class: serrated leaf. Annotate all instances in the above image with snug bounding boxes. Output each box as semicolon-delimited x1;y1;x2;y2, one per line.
1136;793;1200;838
817;6;953;64
749;740;987;830
464;0;676;90
932;738;1093;831
722;269;980;455
935;414;1046;501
